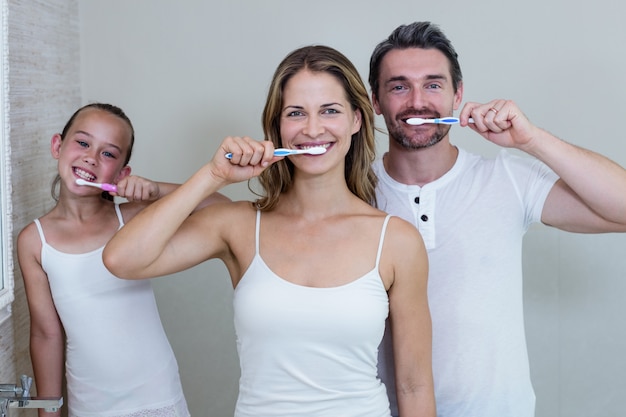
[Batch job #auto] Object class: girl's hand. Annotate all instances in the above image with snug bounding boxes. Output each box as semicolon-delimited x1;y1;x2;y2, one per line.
114;175;161;202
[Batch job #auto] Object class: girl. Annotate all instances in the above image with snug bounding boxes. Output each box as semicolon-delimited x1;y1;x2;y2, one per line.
104;46;435;417
18;103;227;417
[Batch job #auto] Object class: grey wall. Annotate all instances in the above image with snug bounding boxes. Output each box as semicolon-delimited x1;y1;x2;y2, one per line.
73;1;626;417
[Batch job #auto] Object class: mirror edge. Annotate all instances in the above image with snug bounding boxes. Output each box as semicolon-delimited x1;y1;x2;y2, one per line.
0;0;14;324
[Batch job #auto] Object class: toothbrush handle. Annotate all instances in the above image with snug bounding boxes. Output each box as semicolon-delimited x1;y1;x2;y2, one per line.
434;117;475;124
273;149;295;156
101;183;118;193
434;117;461;124
224;148;295;159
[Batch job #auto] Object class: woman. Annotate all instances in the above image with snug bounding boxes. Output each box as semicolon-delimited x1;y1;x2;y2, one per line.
104;45;435;417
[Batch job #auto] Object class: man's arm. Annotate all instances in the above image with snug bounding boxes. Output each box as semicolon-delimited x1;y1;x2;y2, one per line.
461;99;626;232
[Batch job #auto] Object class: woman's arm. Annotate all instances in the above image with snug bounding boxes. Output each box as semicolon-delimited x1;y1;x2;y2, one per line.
17;224;64;417
103;136;276;280
385;217;435;417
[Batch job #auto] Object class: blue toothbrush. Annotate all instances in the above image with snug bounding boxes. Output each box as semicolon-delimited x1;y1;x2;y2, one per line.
406;117;474;125
225;147;327;159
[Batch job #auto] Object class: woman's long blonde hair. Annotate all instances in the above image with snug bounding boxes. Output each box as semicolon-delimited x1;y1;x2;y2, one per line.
255;45;377;211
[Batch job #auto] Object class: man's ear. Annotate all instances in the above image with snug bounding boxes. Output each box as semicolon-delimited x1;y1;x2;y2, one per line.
50;134;63;159
115;165;132;183
372;93;382;115
453;81;464;110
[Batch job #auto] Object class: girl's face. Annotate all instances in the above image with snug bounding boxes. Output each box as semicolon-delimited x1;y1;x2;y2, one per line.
52;108;133;192
279;69;361;174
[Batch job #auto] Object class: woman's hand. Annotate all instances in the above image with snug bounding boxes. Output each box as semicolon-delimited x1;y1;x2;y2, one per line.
208;136;281;185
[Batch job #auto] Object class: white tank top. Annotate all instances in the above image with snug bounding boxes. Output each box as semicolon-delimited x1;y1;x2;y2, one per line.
34;204;189;417
233;211;392;417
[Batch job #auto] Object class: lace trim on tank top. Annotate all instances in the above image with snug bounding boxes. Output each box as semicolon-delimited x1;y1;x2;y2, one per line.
107;401;189;417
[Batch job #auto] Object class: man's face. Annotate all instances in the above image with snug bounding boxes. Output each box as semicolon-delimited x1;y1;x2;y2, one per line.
372;48;463;150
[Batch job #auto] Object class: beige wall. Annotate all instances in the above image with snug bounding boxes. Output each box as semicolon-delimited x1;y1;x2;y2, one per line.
1;1;79;416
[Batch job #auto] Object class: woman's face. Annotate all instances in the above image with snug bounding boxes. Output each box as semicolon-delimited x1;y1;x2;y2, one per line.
279;69;361;174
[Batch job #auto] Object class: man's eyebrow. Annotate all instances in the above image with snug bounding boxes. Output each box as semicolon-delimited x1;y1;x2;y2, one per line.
384;74;448;84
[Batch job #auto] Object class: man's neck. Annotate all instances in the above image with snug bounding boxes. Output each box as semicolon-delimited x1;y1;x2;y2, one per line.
383;139;459;187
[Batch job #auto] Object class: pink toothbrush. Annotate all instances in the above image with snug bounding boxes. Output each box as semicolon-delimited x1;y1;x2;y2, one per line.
75;178;118;193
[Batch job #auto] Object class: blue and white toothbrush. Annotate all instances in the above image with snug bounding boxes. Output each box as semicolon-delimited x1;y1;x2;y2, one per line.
225;147;327;159
406;117;475;126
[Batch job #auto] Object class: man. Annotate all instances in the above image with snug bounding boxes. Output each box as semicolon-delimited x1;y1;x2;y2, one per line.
369;21;626;417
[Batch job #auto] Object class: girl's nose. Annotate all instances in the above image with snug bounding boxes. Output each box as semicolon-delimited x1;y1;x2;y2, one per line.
82;150;97;165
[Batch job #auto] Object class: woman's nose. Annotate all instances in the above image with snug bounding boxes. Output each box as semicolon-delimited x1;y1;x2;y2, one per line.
303;115;324;137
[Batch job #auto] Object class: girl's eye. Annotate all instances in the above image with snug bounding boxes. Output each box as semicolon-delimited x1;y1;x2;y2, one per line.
102;151;116;159
77;140;88;147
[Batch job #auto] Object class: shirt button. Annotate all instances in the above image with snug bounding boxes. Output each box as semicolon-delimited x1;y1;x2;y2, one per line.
414;196;420;204
420;215;429;222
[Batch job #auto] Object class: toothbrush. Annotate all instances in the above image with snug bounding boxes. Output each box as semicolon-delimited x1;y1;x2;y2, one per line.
225;147;327;159
406;117;475;126
75;178;118;193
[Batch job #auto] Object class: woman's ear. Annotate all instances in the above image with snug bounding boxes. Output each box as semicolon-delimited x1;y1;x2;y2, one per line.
352;109;362;136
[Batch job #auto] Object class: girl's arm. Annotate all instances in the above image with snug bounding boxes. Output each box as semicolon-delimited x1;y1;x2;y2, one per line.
17;224;64;417
114;175;231;220
386;217;435;417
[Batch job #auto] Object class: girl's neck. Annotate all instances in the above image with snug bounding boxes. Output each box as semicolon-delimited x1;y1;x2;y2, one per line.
53;193;114;221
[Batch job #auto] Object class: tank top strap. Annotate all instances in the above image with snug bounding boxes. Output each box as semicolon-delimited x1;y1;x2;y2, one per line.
114;203;124;228
375;215;392;269
254;210;261;255
33;218;46;245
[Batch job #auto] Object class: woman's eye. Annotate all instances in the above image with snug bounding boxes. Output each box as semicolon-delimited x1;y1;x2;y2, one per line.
286;110;304;117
